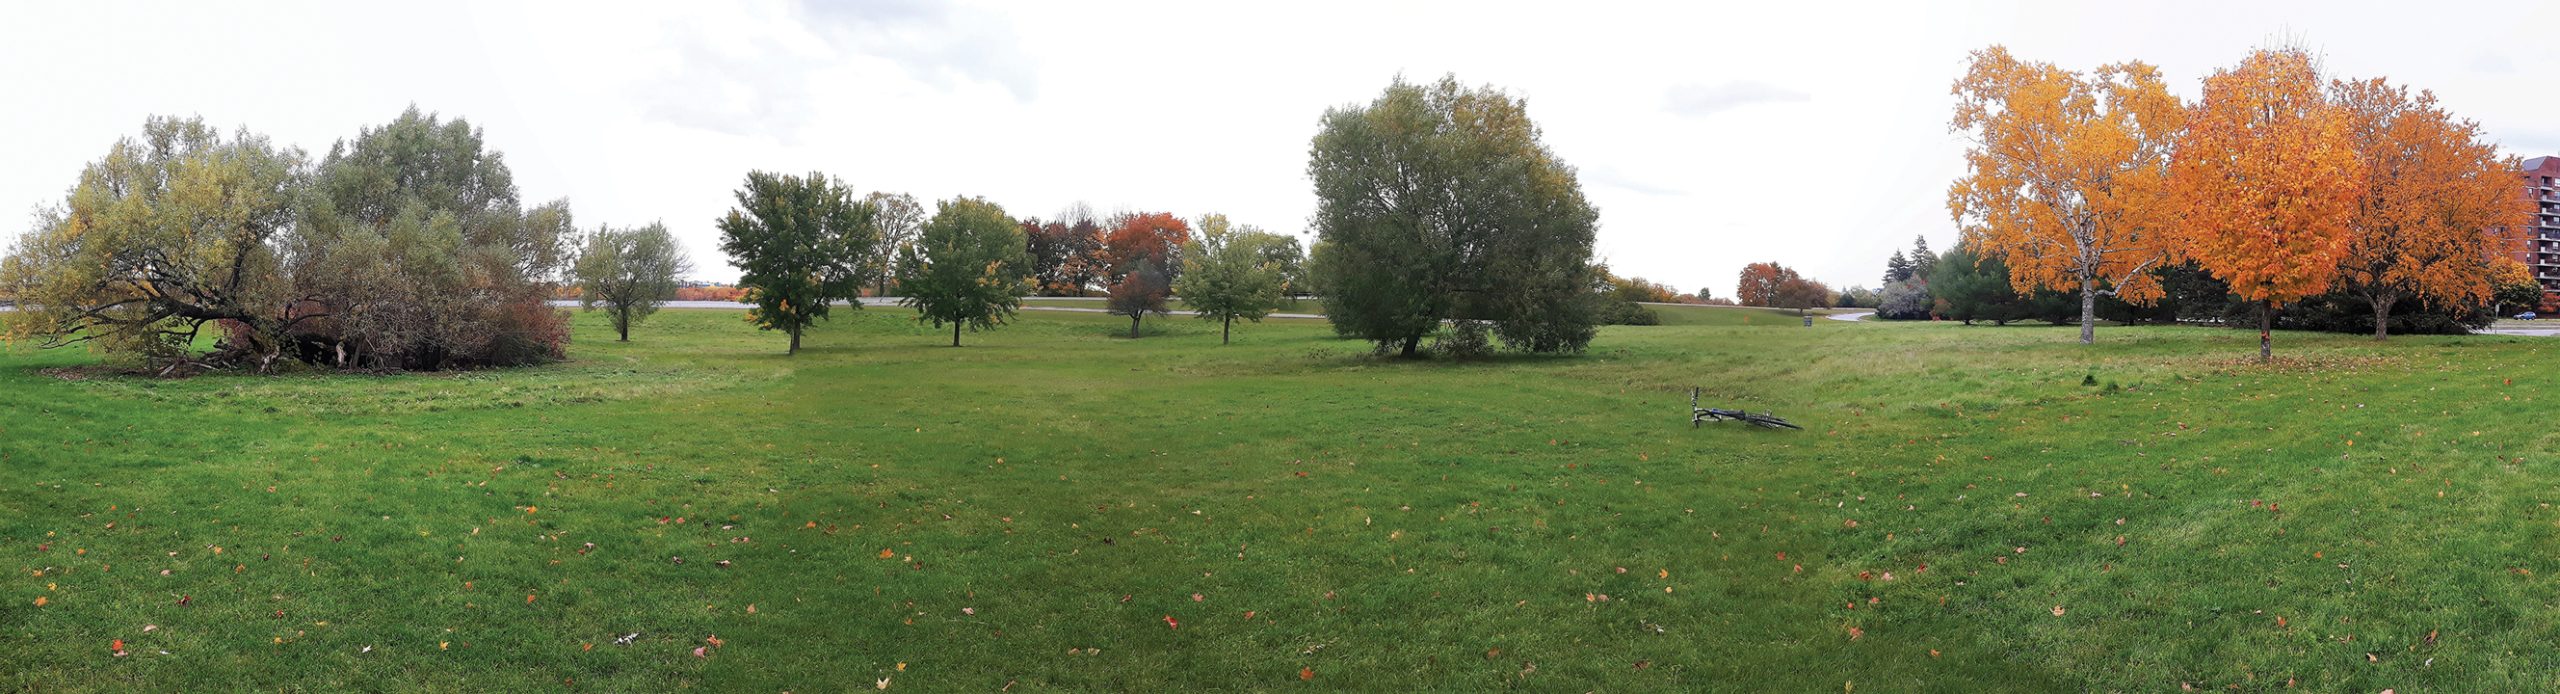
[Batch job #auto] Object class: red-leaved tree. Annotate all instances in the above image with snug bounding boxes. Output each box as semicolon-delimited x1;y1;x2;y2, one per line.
1103;212;1190;337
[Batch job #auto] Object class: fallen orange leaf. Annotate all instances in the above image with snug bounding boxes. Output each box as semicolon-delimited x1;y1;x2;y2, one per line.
1300;667;1314;681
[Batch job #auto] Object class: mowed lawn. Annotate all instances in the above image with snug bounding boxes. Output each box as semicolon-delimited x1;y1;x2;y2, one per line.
6;307;2560;691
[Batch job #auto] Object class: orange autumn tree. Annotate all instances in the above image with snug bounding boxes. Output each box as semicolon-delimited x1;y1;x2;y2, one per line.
1735;262;1796;307
1948;46;2186;344
2329;77;2533;340
2173;46;2361;362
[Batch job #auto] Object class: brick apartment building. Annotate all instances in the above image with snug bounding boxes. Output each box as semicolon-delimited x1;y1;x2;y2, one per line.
2521;156;2560;292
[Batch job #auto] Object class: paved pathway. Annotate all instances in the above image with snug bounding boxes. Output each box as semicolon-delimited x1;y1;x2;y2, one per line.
1826;311;1873;322
2480;324;2560;337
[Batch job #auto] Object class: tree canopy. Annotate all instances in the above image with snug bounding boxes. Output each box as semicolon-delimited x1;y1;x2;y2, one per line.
1307;75;1601;357
1948;46;2185;344
2330;77;2531;339
1103;212;1189;337
716;171;879;355
297;108;579;370
897;197;1031;346
1;117;307;366
2173;46;2362;361
1173;214;1289;344
864;191;924;297
1736;262;1798;307
574;222;692;342
1929;241;2031;325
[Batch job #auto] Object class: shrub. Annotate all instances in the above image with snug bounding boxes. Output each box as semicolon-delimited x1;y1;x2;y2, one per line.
1433;319;1494;359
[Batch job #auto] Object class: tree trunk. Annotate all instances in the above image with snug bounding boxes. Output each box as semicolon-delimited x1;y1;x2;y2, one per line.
617;306;631;342
953;321;962;347
1399;335;1420;358
1222;316;1232;344
2078;275;2097;345
2370;291;2395;341
788;326;801;355
2258;300;2272;363
1129;314;1141;339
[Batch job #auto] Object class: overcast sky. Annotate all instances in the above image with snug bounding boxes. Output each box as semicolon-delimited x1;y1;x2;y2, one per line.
5;1;2557;296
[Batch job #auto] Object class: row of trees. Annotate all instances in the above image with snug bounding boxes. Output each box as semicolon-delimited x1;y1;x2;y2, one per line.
1;109;585;371
1020;207;1309;302
10;74;1625;366
703;171;1313;352
1948;45;2535;360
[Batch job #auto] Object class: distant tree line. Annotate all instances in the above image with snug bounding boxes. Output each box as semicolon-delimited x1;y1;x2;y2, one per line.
1871;234;2541;335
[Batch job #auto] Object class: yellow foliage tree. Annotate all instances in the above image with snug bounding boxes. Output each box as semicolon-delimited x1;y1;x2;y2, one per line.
2172;46;2362;361
1947;46;2185;345
2330;77;2534;340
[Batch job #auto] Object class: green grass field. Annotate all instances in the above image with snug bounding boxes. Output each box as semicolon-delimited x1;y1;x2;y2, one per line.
6;307;2557;691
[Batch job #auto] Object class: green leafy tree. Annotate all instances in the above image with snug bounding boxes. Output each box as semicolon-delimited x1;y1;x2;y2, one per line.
1258;234;1309;298
1174;214;1288;344
2490;259;2542;315
1308;75;1601;357
574;222;692;341
1929;242;2029;325
295;107;575;369
717;171;878;355
1883;250;1913;284
898;197;1031;346
865;191;925;296
0;117;307;367
1593;269;1663;325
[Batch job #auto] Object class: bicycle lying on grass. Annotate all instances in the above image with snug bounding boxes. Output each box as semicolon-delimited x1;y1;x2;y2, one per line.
1690;388;1802;430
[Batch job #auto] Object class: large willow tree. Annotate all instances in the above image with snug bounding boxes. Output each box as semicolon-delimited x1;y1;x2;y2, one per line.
0;118;308;367
1307;75;1601;357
